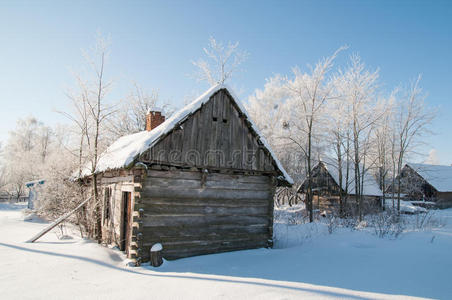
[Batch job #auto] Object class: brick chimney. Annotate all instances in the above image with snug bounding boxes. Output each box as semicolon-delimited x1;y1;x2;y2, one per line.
146;109;165;131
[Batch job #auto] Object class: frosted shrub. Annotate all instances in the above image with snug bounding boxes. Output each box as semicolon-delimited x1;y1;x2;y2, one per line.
369;211;405;238
409;210;445;231
273;222;321;248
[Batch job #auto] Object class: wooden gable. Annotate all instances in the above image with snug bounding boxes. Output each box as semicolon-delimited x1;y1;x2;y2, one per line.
300;162;342;195
139;89;276;173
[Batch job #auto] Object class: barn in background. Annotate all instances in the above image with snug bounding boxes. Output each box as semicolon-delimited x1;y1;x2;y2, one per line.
79;84;293;264
299;160;382;214
393;163;452;208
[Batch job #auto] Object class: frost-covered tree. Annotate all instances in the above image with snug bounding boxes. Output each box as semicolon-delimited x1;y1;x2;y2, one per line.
106;83;170;140
282;47;344;222
372;95;395;211
0;143;6;192
392;76;435;213
192;36;248;85
246;77;305;180
2;116;52;199
325;80;353;217
334;55;381;221
62;34;117;241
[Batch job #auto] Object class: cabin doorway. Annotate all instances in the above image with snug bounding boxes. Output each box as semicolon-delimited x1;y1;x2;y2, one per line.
121;191;132;254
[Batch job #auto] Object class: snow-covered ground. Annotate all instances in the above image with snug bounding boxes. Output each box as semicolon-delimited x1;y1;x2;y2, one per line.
1;203;451;299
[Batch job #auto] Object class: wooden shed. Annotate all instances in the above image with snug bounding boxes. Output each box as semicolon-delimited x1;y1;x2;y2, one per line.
299;161;382;214
80;84;293;264
393;163;452;208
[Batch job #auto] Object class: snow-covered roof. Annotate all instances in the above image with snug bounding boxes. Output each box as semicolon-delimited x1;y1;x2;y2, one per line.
80;84;293;185
321;160;383;197
406;163;452;192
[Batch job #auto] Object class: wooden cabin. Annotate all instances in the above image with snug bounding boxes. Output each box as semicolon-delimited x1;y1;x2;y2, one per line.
393;163;452;208
79;85;293;264
299;161;382;214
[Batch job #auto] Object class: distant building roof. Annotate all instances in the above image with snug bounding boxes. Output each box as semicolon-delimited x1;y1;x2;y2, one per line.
320;159;382;197
406;163;452;192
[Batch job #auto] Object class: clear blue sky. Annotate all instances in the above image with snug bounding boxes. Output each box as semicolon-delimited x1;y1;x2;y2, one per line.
0;0;451;163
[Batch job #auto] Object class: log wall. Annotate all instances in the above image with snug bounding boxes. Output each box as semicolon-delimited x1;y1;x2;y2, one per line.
135;169;275;261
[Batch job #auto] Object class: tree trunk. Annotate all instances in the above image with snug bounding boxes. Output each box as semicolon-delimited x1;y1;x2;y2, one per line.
93;174;102;242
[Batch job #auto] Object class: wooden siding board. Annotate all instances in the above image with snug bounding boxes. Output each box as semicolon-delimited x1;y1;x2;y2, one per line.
146;170;270;184
141;187;271;200
142;203;269;216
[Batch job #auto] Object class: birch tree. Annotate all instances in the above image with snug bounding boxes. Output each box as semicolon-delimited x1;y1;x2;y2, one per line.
372;94;395;210
282;47;345;222
393;76;435;214
335;54;380;221
2;117;51;199
63;35;116;241
326;84;353;217
192;36;248;85
106;83;169;139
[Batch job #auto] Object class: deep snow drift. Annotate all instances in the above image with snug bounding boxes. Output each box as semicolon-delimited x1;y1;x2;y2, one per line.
1;202;451;299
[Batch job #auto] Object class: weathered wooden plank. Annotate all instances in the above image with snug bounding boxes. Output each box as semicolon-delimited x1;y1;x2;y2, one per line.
201;100;212;167
145;177;270;191
143;234;269;248
100;175;133;184
142;214;271;227
207;93;219;167
141;239;269;260
147;169;201;180
169;127;183;164
218;91;228;168
140;223;269;237
230;108;243;169
146;177;201;189
146;170;271;184
140;197;270;207
142;203;269;216
215;92;224;168
180;116;194;165
141;187;271;200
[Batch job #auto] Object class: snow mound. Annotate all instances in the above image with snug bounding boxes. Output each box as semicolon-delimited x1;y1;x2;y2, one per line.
384;199;427;214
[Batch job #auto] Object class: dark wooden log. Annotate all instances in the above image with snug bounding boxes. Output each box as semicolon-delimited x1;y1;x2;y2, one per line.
141;238;269;261
150;243;163;267
142;214;270;227
141;187;271;201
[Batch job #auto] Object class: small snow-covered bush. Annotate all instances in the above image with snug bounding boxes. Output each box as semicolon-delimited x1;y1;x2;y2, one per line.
274;204;306;225
368;211;405;238
273;222;325;248
273;204;326;248
407;210;445;231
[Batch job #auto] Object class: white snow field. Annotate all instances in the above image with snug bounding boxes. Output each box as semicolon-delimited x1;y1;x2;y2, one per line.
1;203;452;299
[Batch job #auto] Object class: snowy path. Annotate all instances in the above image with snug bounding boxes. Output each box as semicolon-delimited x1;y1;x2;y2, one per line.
0;204;450;299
